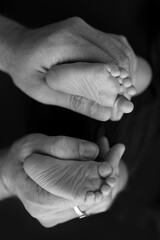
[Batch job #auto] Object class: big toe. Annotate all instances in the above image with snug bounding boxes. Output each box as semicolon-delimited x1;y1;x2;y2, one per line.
98;162;112;178
106;63;120;77
115;95;134;113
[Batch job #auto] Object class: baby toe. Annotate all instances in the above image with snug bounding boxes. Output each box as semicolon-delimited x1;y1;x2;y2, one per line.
126;86;137;96
106;64;120;77
115;95;134;113
85;191;95;205
95;191;103;203
98;162;112;178
106;177;117;188
119;68;129;78
101;184;111;196
123;78;132;88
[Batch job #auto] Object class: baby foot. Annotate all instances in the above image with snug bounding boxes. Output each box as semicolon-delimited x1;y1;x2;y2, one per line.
106;63;136;116
106;63;136;95
23;154;114;206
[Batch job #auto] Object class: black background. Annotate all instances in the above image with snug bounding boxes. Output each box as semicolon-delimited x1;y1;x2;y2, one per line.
0;0;160;239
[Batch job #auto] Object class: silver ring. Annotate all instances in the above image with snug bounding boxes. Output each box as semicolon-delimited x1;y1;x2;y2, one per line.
74;206;87;219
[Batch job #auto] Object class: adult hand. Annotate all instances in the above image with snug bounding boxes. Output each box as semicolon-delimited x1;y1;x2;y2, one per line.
0;134;99;227
35;137;126;227
2;16;136;121
77;136;127;216
0;133;126;227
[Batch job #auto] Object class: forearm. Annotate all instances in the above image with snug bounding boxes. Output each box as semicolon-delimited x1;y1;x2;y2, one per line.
0;149;11;200
0;15;25;73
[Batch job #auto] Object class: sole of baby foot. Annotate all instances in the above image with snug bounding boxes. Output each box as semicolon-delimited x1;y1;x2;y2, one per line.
24;154;113;206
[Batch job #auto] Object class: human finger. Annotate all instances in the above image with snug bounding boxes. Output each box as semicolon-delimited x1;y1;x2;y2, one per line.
105;143;125;174
46;62;120;107
23;134;99;160
97;136;110;159
33;82;113;121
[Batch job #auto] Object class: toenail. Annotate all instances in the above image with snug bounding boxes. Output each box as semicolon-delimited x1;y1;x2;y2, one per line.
79;142;98;159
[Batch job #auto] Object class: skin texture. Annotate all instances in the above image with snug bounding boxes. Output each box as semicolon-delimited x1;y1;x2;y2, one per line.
0;134;126;227
0;15;152;229
0;16;137;121
24;153;115;206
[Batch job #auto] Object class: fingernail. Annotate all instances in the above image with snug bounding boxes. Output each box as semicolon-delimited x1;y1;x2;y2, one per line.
79;142;98;159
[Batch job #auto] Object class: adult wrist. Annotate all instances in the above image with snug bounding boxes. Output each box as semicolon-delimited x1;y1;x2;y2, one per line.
0;16;27;74
0;149;14;200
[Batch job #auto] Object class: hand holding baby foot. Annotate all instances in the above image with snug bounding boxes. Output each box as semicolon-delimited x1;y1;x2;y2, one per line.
24;150;114;206
0;16;137;121
77;137;126;215
23;135;125;209
97;136;128;200
95;33;138;120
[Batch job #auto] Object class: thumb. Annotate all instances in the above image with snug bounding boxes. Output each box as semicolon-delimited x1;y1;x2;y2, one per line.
97;136;110;159
46;62;120;107
21;134;99;161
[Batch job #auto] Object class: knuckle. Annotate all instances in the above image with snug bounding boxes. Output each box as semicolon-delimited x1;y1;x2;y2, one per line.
69;16;85;25
46;67;55;81
54;135;65;147
70;95;85;112
119;35;128;44
38;217;58;228
119;35;133;58
101;64;112;74
118;35;129;49
51;135;66;157
38;220;53;228
11;134;43;157
89;102;103;119
89;102;111;121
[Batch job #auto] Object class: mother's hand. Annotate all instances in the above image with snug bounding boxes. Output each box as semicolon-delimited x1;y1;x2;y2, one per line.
78;137;127;217
38;137;126;227
5;17;136;121
0;134;98;227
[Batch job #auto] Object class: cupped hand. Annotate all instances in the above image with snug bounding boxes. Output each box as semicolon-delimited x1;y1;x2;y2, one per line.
1;134;98;227
39;137;126;227
8;17;136;121
78;137;126;216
